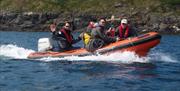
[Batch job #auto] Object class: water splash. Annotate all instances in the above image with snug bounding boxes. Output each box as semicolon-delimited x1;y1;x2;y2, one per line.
148;52;178;63
0;44;35;59
0;44;178;64
37;51;179;64
38;51;150;64
0;44;148;64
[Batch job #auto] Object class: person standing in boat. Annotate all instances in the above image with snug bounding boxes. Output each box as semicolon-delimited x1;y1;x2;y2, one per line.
115;18;138;40
81;18;118;52
50;22;81;51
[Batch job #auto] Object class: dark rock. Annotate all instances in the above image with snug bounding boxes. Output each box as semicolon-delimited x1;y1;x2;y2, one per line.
159;23;169;32
0;12;180;34
13;14;24;24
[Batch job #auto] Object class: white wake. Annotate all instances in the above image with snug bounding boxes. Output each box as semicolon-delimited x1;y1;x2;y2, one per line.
0;44;35;59
0;44;178;64
38;51;150;64
148;52;178;63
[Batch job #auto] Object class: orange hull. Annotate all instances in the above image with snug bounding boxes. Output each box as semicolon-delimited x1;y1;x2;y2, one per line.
28;32;161;59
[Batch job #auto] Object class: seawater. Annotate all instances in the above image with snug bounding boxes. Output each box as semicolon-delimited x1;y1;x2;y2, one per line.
0;31;180;91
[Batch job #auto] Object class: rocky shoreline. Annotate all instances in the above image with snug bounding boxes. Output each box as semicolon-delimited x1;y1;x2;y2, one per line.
0;12;180;34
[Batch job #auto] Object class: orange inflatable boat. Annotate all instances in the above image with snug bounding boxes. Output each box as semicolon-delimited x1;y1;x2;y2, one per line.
28;32;161;59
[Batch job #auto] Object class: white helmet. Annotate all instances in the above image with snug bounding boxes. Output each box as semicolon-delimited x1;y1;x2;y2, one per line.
121;19;128;24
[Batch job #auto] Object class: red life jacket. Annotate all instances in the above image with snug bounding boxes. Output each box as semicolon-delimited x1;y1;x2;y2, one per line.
107;28;115;37
88;23;94;29
118;24;129;38
60;28;73;44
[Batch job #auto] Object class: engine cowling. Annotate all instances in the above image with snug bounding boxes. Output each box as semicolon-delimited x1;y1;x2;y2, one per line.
38;38;52;52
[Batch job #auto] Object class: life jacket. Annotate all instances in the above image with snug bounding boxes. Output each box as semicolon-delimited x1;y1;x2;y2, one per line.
83;23;98;45
107;28;115;37
82;33;91;45
88;23;94;29
118;24;129;38
60;28;73;44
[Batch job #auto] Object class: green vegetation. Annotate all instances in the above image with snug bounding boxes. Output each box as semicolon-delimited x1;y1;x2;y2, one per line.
162;0;180;5
0;0;179;14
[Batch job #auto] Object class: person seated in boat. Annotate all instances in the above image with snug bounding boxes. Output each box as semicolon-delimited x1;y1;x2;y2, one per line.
106;15;116;38
85;19;99;34
115;18;138;40
80;18;119;52
50;22;81;51
79;20;98;48
86;21;95;35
